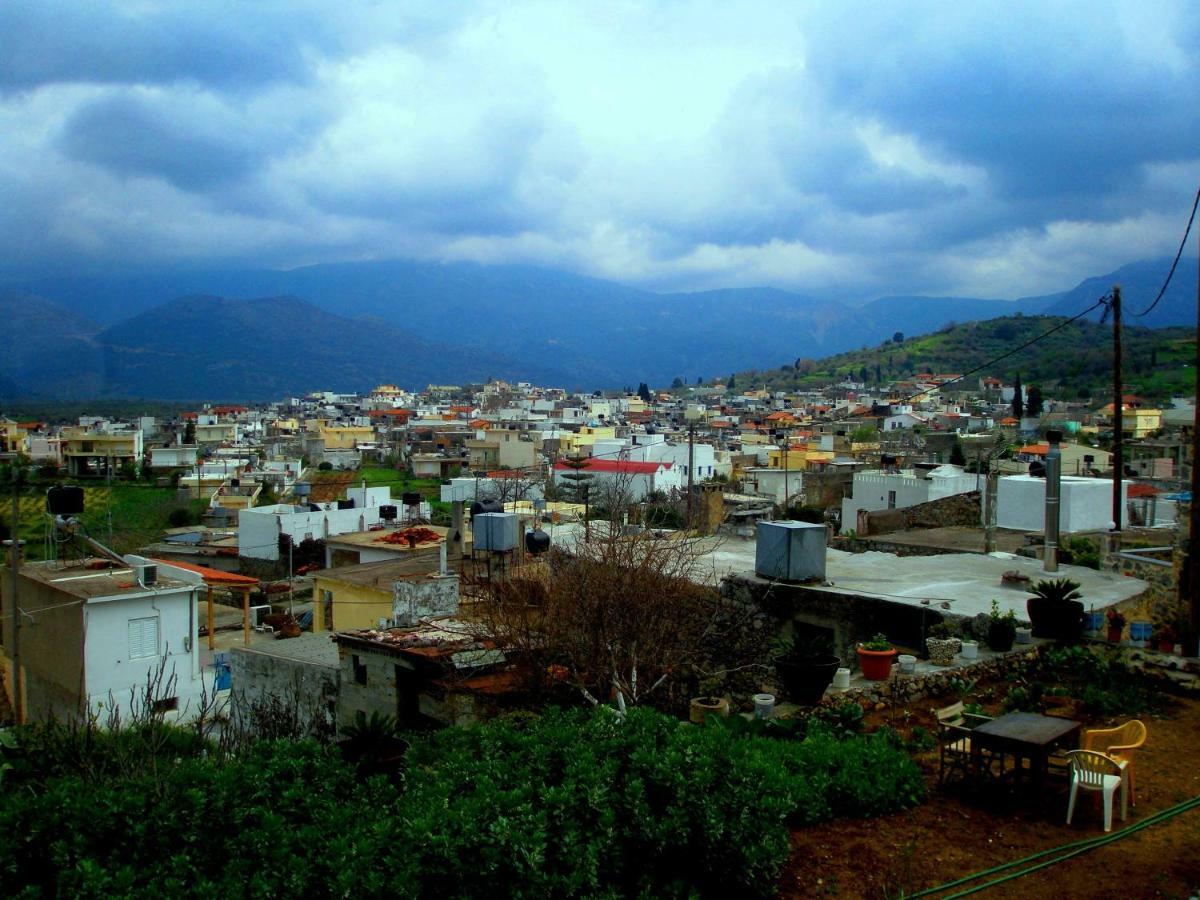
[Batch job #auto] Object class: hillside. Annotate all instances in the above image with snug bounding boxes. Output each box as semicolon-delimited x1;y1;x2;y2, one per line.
0;292;106;397
730;316;1195;402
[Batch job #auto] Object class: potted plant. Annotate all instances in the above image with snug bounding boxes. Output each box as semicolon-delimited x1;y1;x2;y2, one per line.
1105;608;1126;643
774;631;841;705
1153;623;1178;654
856;633;897;681
987;600;1017;653
925;621;960;666
1026;577;1085;642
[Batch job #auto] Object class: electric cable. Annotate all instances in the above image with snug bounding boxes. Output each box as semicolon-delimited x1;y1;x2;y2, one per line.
1131;184;1200;319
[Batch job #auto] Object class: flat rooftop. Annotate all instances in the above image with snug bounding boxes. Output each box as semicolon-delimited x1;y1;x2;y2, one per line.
314;555;456;588
18;558;194;600
325;525;451;550
699;541;1148;620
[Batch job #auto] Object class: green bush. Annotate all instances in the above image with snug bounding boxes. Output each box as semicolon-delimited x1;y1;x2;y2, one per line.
0;707;924;898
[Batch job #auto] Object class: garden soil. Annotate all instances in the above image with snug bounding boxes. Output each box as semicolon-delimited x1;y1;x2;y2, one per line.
781;694;1200;899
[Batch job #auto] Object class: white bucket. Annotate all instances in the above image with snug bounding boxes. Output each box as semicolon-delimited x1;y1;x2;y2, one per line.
897;654;917;675
960;640;979;660
753;693;775;719
833;667;851;690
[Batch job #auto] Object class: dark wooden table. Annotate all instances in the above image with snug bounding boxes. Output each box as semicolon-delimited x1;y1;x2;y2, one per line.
971;712;1082;794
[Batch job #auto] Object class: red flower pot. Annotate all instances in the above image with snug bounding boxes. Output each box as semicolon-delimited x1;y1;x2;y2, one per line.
856;646;897;681
1106;626;1123;643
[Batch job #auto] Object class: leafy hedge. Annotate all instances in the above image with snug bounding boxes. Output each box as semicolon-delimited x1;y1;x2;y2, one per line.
0;707;923;898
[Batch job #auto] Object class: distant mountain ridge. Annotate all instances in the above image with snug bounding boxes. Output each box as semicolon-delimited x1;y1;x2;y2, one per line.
0;294;571;401
0;255;1194;399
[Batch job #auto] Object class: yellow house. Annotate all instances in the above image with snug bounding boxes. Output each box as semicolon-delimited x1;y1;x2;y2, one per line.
313;559;459;633
319;425;375;450
767;445;835;471
61;427;143;477
0;419;29;455
574;425;616;452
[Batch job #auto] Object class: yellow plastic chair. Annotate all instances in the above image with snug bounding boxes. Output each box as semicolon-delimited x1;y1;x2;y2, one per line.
1066;750;1127;831
935;701;994;786
1083;720;1146;806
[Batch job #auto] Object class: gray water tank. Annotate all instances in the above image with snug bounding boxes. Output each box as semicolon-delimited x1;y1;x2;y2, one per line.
755;521;826;582
474;512;519;552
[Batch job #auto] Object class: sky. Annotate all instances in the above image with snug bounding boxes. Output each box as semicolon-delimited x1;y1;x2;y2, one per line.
2;0;1198;301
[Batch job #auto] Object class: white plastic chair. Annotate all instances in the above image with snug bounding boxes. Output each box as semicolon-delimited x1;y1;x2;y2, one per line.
1065;749;1127;832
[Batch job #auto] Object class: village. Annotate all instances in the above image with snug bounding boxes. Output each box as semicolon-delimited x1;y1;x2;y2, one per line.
2;368;1197;896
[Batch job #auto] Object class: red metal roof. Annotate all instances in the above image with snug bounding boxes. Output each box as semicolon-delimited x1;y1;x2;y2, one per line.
554;459;670;475
151;558;258;586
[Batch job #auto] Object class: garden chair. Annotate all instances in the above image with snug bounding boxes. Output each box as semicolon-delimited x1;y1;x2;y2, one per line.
935;701;994;787
1083;720;1146;807
1065;750;1127;831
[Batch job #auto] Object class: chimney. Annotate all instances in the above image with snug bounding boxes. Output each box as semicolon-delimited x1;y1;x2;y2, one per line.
1043;429;1062;573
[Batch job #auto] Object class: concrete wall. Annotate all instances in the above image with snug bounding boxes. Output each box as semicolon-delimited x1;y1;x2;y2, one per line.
312;577;391;633
394;575;459;626
336;645;420;728
229;640;339;737
1;576;85;721
240;497;387;561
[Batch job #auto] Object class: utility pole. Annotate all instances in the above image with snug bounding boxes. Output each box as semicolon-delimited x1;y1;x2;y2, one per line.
3;455;23;725
686;420;695;528
1112;285;1123;532
1188;228;1200;656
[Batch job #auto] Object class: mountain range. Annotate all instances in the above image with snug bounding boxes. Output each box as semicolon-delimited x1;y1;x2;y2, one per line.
0;256;1194;400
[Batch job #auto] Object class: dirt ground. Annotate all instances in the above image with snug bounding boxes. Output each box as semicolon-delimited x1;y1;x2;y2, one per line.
781;693;1200;899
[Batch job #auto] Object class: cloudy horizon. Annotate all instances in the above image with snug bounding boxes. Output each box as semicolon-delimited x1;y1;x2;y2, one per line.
2;0;1198;302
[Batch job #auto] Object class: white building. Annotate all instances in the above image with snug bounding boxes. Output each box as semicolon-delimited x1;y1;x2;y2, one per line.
551;458;681;504
840;465;977;533
1;554;209;724
238;486;395;561
997;475;1129;533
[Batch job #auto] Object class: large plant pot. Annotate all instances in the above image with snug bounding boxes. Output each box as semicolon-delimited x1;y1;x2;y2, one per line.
988;624;1015;653
926;637;959;666
1027;596;1085;642
775;655;841;705
689;696;730;724
856;646;897;681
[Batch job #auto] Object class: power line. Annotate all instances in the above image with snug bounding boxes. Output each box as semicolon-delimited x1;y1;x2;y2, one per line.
897;295;1113;406
1132;184;1200;319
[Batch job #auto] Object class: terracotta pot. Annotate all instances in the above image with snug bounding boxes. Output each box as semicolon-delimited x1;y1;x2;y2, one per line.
1106;625;1123;642
856;646;897;681
1158;640;1175;653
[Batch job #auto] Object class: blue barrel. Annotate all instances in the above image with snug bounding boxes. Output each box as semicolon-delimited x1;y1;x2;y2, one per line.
1083;612;1104;635
1129;621;1152;646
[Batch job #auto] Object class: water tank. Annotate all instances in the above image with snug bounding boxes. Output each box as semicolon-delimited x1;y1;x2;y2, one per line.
402;492;421;506
294;482;311;499
470;499;504;520
525;530;551;555
755;521;826;582
337;499;355;510
379;505;398;521
47;485;85;516
475;512;519;551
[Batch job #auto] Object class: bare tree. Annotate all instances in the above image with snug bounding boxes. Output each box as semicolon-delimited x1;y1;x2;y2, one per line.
467;529;771;713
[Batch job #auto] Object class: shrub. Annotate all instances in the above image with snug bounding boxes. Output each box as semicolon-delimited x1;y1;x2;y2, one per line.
0;706;924;898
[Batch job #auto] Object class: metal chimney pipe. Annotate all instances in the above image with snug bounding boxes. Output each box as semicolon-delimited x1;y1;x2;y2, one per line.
1044;429;1062;572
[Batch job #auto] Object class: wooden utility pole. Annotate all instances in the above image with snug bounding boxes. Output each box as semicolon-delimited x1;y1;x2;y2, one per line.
1111;285;1123;532
1188;231;1200;655
5;460;23;724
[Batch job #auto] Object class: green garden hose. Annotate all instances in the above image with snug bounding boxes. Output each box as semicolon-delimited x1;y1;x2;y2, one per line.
907;794;1200;898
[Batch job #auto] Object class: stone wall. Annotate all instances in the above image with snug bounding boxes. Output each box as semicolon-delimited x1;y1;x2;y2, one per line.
1113;503;1188;641
861;490;981;536
832;646;1042;708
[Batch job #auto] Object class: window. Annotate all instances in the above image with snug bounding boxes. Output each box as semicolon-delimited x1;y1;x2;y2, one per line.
128;616;159;659
352;654;367;685
887;490;897;510
323;590;334;631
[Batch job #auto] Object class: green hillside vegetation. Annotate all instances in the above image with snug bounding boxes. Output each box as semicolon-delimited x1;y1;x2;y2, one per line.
1;482;207;561
726;316;1194;401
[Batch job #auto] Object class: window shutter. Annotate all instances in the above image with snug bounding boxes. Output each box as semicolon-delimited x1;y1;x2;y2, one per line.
128;616;159;659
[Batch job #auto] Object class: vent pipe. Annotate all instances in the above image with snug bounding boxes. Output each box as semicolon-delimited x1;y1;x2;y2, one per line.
1043;429;1062;573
